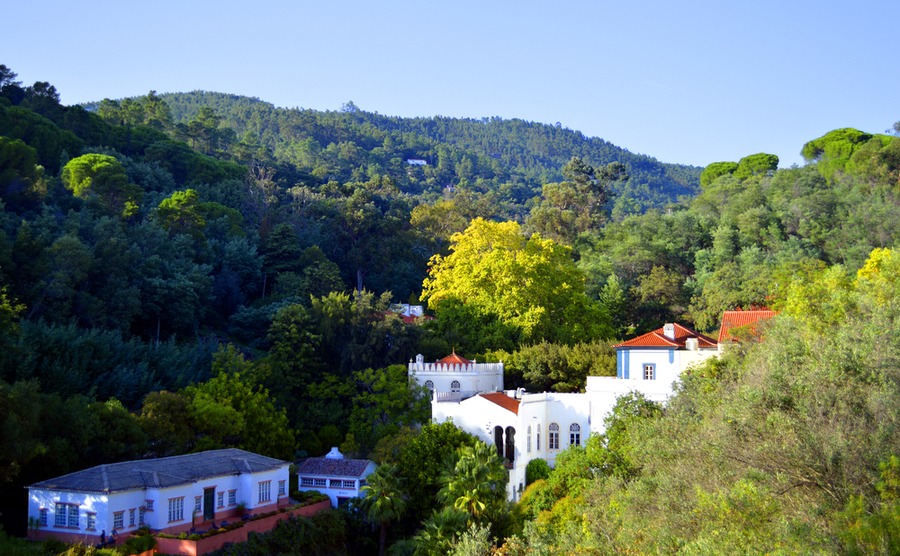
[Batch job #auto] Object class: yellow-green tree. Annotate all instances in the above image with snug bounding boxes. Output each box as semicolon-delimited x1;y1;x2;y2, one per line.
61;153;141;217
422;218;611;346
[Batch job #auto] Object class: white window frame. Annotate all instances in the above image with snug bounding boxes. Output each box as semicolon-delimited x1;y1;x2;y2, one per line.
278;479;286;496
258;480;272;503
168;497;184;523
139;507;145;526
39;508;48;527
68;505;78;528
536;423;541;451
217;491;225;508
643;363;655;380
549;423;560;450
228;490;236;506
113;511;124;530
129;508;136;527
54;503;67;527
526;425;532;453
569;423;581;446
86;512;96;530
450;380;461;392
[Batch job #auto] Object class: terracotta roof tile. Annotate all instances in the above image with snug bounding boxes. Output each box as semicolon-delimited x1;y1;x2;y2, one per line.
614;323;717;349
479;392;520;415
437;350;473;365
717;309;776;343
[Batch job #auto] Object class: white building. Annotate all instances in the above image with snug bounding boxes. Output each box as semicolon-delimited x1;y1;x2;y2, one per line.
420;323;720;501
26;449;291;545
408;351;504;400
296;448;376;507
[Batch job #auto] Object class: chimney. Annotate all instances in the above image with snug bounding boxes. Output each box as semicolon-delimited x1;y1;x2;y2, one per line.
663;323;676;340
325;447;344;460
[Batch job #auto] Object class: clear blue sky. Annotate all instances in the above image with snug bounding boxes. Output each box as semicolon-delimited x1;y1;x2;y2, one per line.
3;0;897;168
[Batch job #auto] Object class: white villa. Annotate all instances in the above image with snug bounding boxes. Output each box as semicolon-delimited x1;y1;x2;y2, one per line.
26;449;290;545
295;447;376;507
411;321;728;500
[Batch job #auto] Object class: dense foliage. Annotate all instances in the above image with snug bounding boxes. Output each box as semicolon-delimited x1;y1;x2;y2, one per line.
1;62;899;553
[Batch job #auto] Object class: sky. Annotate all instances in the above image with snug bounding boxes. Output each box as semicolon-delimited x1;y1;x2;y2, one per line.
2;0;898;168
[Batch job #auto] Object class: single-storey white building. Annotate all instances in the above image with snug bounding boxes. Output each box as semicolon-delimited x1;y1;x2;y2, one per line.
26;448;290;545
296;447;376;507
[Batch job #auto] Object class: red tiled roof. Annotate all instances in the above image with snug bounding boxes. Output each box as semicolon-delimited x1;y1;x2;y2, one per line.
479;392;520;415
437;350;472;365
717;309;776;343
401;314;434;324
613;323;717;349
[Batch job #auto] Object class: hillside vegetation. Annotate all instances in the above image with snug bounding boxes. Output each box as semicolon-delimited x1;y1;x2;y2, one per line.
1;62;899;553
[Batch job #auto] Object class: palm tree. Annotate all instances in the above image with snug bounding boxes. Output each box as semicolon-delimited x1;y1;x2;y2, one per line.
360;462;407;556
438;441;508;523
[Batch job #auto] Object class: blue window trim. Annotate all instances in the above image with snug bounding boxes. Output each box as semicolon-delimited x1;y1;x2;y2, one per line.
642;363;656;380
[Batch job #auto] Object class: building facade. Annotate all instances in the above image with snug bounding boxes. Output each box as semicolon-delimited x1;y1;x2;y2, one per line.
422;323;720;501
26;449;290;545
296;447;376;507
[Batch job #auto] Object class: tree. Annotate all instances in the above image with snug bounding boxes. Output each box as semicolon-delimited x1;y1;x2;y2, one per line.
527;157;626;244
360;462;407;556
422;218;612;345
156;189;206;238
61;153;142;217
348;365;431;453
395;421;479;523
438;441;508;524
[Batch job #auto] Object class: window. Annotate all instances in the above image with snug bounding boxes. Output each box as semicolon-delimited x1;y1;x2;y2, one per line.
228;490;236;506
343;480;356;489
643;363;655;380
145;499;154;511
424;380;434;390
526;426;532;453
450;380;461;392
278;480;286;496
86;513;96;530
39;508;48;527
194;496;202;514
129;508;136;527
68;505;79;527
258;480;272;503
549;423;560;450
330;479;342;489
536;424;541;451
139;507;145;526
168;497;184;522
359;480;367;488
113;511;124;529
217;492;224;508
314;478;327;487
569;423;581;446
54;503;67;527
301;477;314;487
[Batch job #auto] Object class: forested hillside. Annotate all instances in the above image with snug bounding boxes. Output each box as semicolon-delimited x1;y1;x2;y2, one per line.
156;90;701;217
1;62;899;553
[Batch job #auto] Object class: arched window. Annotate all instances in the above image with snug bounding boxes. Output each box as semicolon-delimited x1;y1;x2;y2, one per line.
494;426;504;459
424;380;434;390
536;423;541;451
526;426;532;453
505;426;516;462
569;423;581;446
450;380;461;392
548;423;560;450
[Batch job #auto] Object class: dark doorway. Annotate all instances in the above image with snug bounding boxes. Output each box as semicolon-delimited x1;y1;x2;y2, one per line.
204;488;215;520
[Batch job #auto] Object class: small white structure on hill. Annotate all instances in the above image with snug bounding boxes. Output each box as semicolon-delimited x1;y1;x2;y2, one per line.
296;448;376;507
